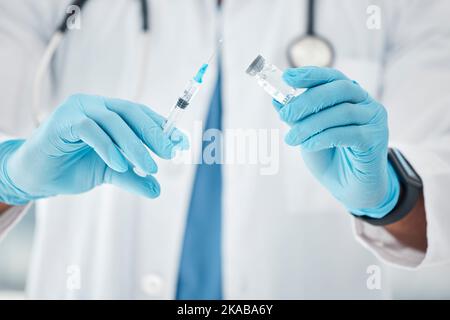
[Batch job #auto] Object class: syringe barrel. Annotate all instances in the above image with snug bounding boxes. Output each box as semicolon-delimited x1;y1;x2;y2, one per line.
179;79;201;105
162;79;201;136
163;105;185;135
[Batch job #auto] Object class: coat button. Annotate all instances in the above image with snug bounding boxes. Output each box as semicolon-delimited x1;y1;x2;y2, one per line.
141;274;163;296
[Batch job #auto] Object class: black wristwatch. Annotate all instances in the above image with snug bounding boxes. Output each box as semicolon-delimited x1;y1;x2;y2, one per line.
355;148;423;226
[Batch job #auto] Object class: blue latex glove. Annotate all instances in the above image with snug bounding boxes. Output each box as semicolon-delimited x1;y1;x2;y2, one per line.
0;94;189;205
274;67;400;218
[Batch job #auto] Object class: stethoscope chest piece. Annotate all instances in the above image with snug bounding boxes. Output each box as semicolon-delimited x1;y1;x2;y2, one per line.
287;34;334;68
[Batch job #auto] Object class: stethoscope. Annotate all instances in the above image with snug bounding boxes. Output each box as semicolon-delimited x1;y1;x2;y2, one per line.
287;0;334;68
32;0;333;125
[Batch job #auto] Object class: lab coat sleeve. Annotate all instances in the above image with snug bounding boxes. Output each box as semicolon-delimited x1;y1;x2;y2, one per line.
0;205;30;242
354;0;450;268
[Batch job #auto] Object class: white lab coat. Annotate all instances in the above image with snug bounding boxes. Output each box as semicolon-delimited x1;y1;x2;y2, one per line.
1;0;450;299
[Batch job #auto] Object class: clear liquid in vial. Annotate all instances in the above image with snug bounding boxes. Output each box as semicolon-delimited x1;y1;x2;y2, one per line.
256;77;294;105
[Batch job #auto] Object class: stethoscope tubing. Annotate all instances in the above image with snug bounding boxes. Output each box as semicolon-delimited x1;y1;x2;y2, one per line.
32;0;150;126
306;0;315;35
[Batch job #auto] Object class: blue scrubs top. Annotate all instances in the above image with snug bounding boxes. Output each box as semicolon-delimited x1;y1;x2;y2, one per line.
176;69;223;299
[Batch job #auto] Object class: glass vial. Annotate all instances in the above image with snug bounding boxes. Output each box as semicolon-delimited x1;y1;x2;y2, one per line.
246;55;302;105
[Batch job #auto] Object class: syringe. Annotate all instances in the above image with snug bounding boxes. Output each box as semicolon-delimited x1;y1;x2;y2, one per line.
162;40;223;136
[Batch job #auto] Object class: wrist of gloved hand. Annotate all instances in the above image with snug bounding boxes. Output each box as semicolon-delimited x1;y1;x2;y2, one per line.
348;162;401;219
0;140;42;205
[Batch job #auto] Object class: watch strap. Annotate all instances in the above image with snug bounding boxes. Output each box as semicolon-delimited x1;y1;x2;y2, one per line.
354;148;423;226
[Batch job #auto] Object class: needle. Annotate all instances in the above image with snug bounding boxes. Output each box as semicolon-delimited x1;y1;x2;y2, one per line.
194;39;224;83
206;39;224;65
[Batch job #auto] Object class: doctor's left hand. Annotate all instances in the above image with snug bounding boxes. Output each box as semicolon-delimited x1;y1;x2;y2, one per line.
275;67;400;218
0;94;189;205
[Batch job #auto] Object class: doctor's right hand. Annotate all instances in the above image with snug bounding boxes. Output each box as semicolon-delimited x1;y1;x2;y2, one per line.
0;94;189;205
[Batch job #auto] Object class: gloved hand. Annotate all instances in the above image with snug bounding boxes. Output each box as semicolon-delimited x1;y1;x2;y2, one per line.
0;94;189;205
274;67;400;218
